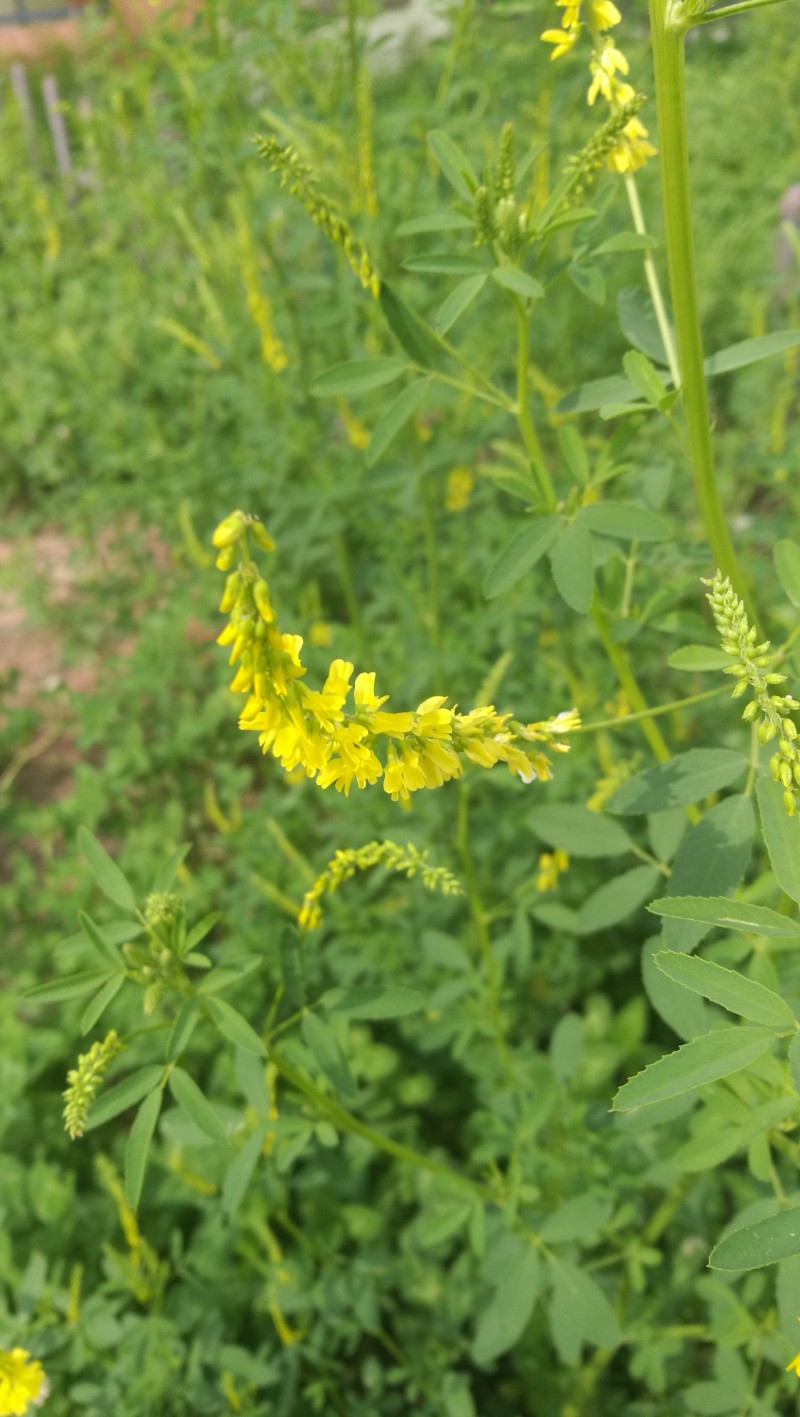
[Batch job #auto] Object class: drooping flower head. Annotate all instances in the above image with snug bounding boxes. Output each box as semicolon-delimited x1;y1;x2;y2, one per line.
212;511;579;803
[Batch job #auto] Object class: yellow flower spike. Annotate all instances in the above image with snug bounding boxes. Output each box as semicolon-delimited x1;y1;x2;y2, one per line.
213;512;578;798
0;1348;47;1417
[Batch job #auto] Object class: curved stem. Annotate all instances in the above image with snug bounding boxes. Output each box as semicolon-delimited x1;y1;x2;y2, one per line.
647;0;754;618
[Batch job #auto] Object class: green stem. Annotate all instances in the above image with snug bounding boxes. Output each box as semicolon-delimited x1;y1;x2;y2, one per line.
647;0;754;617
573;684;726;733
268;1043;491;1199
590;601;701;822
691;0;787;22
516;302;557;507
623;174;681;388
590;602;671;763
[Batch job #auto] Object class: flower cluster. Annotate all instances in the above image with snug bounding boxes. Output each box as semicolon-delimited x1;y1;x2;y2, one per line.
299;839;463;931
213;510;579;802
254;136;380;298
0;1349;47;1417
63;1030;124;1140
541;0;655;174
123;891;192;1015
473;123;526;259
704;572;800;815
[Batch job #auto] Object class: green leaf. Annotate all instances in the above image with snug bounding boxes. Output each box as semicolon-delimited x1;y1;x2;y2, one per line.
490;267;544;301
379;284;442;367
557;426;588;486
757;777;800;904
528;804;633;858
426;129;478;201
667;645;731;671
167;999;200;1063
612;1026;777;1111
484;516;563;599
235;1048;271;1115
472;1241;541;1365
24;969;113;1004
151;843;191;894
704;330;800;377
403;253;487;276
549;519;594;613
569;264;605;306
649;896;800;939
789;1032;800;1095
643;795;754;1041
607;749;747;814
78;911;125;968
710;1208;800;1271
205;996;266;1056
222;1128;267;1215
618;285;672;365
197;955;263;995
622;350;671;409
579;502;671;542
775;540;800;610
396;212;473;236
279;927;307;1009
301;1013;356;1099
540;1196;613;1244
183;911;221;955
321;985;427;1019
124;1088;162;1210
549;1258;619;1366
169;1066;228;1144
434;274;487;335
366;378;430;468
84;1065;164;1131
576;866;659;934
653;951;795;1027
593;232;658;255
550;1012;583;1084
310;358;406;399
417;1200;473;1249
80;974;125;1035
555;374;638;415
78;827;138;914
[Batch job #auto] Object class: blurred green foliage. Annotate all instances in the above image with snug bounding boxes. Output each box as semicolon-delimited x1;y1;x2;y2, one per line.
2;1;800;1414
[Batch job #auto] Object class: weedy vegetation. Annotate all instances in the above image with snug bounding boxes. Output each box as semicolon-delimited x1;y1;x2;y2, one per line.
2;0;800;1412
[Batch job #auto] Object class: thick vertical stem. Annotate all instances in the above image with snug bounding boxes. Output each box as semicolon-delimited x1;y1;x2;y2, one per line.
647;0;753;616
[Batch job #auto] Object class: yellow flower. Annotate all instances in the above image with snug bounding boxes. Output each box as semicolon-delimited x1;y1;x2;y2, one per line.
587;38;629;106
536;850;570;892
607;115;657;173
786;1351;800;1377
0;1348;47;1417
445;465;474;512
590;0;621;27
541;25;579;59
